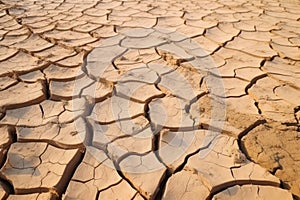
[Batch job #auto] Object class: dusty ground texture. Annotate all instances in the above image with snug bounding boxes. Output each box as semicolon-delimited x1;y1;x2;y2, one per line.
0;0;299;199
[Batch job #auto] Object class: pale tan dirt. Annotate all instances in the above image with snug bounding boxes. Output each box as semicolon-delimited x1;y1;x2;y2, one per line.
0;0;299;200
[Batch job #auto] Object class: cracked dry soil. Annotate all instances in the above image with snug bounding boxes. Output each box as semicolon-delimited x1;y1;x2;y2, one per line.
0;0;300;199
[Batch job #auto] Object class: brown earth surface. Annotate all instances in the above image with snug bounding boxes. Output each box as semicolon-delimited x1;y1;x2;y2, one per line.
0;0;299;199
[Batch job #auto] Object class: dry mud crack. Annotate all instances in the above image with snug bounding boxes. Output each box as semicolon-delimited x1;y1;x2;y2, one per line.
0;0;300;199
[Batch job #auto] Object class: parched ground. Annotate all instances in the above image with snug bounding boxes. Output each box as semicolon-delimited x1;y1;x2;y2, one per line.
0;0;299;199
